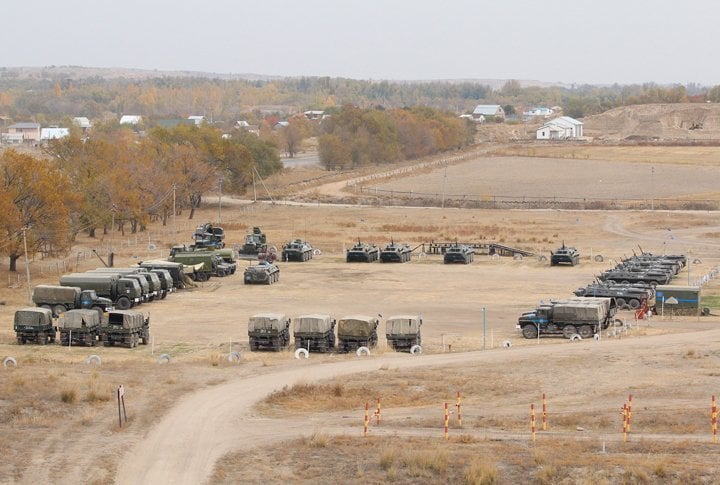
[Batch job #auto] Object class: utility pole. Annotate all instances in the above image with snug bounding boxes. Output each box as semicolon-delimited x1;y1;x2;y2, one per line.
651;166;654;211
172;183;177;242
218;178;223;224
441;162;448;209
22;227;31;304
252;170;257;202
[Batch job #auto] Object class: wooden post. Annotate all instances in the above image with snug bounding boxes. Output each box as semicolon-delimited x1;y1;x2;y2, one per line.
622;403;628;443
627;394;632;433
531;403;536;444
375;396;381;425
713;395;717;444
456;391;462;426
542;393;547;431
444;402;449;440
363;402;369;437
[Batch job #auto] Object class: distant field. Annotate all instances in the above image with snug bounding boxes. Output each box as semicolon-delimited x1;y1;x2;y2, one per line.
371;156;720;201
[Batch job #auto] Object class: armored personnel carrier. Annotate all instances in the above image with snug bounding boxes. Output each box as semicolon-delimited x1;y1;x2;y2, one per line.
337;315;379;352
58;309;101;346
380;241;412;263
574;282;655;310
385;315;422;351
248;313;290;351
14;307;55;345
238;227;268;257
293;314;336;352
244;261;280;285
550;243;580;266
346;240;379;263
598;268;670;286
443;244;474;264
281;239;314;262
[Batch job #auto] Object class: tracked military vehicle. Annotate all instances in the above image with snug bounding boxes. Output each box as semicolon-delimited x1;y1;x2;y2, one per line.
574;283;655;310
385;315;422;351
14;307;55;345
443;244;474;264
101;310;149;348
244;261;280;285
346;240;379;263
248;313;290;351
380;241;412;263
58;309;101;346
282;239;314;262
551;243;580;266
337;315;379;352
293;314;336;352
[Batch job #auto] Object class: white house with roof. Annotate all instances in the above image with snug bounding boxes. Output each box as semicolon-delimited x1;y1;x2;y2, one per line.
188;115;206;126
120;115;143;125
536;116;584;140
41;127;70;141
472;104;505;122
73;117;92;129
7;122;41;142
303;110;325;120
523;106;554;118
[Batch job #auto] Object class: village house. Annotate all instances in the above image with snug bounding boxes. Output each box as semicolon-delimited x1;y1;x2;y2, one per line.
7;122;41;142
536;116;584;140
472;104;505;122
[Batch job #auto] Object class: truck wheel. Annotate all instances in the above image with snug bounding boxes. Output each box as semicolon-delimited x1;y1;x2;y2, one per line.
578;325;593;338
522;325;538;339
217;269;226;277
116;297;131;310
196;272;208;282
37;332;46;345
41;304;53;312
616;298;626;309
562;325;577;339
53;305;67;317
628;299;641;310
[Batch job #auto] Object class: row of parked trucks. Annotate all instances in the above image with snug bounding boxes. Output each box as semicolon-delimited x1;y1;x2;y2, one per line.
248;313;422;353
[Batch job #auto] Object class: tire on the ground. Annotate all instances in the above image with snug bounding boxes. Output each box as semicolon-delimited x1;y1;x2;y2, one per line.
227;351;242;362
85;355;101;365
570;334;583;341
3;356;17;367
502;340;512;348
356;346;371;357
157;353;172;364
294;348;309;359
410;345;422;355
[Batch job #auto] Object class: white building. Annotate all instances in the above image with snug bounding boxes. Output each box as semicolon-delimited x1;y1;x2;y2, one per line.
73;117;92;129
188;115;206;126
536;116;584;140
523;107;554;118
40;127;70;140
472;104;505;122
120;115;143;125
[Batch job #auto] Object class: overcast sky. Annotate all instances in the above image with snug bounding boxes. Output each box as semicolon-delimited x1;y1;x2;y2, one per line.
3;0;718;85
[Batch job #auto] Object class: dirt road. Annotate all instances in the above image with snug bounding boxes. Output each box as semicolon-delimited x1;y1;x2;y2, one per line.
116;325;720;484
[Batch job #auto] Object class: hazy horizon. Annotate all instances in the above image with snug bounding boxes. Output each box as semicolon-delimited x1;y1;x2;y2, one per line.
2;0;719;86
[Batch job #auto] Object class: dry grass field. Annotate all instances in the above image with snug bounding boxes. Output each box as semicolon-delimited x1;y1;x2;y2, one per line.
1;145;720;484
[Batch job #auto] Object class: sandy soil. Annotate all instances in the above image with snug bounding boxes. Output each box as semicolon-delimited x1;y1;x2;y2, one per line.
1;149;719;484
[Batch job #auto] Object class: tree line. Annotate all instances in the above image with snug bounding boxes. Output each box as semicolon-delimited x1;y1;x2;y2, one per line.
0;124;280;271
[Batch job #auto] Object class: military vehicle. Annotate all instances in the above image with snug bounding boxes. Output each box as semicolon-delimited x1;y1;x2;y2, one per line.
87;268;162;301
192;222;225;249
248;313;291;351
281;239;314;262
385;315;422;351
293;314;336;352
14;307;55;345
380;241;412;263
550;243;580;266
616;260;678;276
58;309;101;346
517;297;617;339
244;261;280;285
32;284;113;318
169;245;238;275
147;268;174;298
622;256;682;275
60;273;142;310
169;251;233;280
346;240;379;263
138;260;186;289
337;315;380;352
101;310;150;348
215;248;238;274
239;226;268;257
598;267;671;286
574;282;655;310
443;244;474;264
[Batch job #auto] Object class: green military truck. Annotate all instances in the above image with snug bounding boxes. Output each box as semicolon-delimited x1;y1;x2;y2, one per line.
139;260;186;289
337;315;380;352
293;314;336;352
87;268;162;301
32;284;113;318
169;250;234;281
517;297;616;339
248;313;291;351
385;314;422;351
101;310;150;348
14;307;55;345
58;309;101;346
60;273;142;310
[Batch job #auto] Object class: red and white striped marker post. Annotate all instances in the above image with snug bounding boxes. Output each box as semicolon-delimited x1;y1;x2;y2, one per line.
622;403;628;443
444;403;449;440
456;391;462;426
712;395;717;444
627;395;633;433
363;402;369;437
376;396;381;425
531;403;536;444
542;393;547;431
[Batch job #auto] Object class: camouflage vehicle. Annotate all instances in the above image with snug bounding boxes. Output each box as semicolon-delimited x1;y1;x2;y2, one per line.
58;309;101;346
574;282;655;310
169;251;234;280
60;273;142;310
385;315;422;351
443;244;474;264
281;239;314;262
598;268;671;286
550;243;580;266
517;297;616;339
239;226;268;257
192;223;225;249
293;314;336;352
87;268;162;301
147;269;174;298
14;307;55;345
248;313;291;351
337;315;380;352
32;284;113;318
139;260;186;289
346;240;379;263
244;261;280;285
101;310;150;348
380;241;412;263
622;255;682;275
